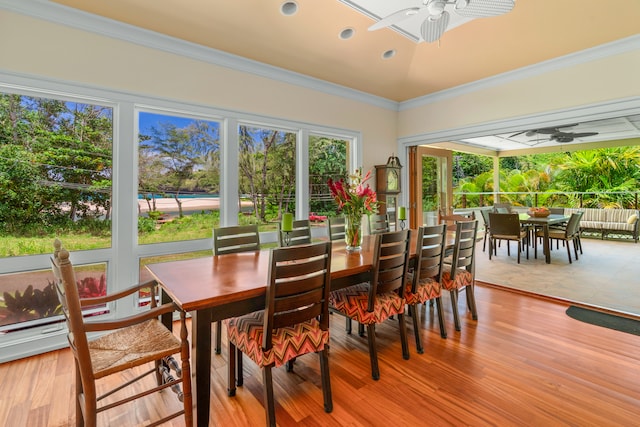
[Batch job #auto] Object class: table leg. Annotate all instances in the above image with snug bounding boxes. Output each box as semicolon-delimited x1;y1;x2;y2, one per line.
543;225;551;264
192;308;213;427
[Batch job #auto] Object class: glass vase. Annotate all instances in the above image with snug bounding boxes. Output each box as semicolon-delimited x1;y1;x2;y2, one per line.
345;214;363;251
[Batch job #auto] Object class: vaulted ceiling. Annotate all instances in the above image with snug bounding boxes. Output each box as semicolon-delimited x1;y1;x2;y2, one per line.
44;0;640;151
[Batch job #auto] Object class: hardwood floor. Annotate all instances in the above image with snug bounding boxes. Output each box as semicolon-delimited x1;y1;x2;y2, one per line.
1;284;639;426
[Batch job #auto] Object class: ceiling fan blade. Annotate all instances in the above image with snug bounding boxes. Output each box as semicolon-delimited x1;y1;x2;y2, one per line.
421;11;450;43
508;131;526;138
454;0;514;17
368;7;422;31
570;132;599;138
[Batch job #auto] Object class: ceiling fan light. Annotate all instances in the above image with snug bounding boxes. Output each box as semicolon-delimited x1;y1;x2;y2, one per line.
421;11;450;43
426;0;446;16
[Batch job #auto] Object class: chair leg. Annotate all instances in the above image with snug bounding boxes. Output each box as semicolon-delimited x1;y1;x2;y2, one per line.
466;285;478;321
228;342;237;396
319;349;333;413
517;241;521;263
263;366;276;427
398;312;409;361
450;289;461;331
410;305;424;354
566;240;572;264
366;324;380;380
358;322;365;337
345;317;352;334
215;321;222;355
482;233;487;252
435;297;447;339
75;364;87;427
236;347;243;387
573;239;579;260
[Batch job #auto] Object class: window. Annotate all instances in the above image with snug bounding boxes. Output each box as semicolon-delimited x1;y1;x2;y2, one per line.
137;111;220;244
308;135;349;216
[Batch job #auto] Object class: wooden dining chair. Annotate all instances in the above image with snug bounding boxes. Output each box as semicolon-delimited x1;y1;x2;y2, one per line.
277;219;312;246
535;211;583;263
50;239;192;427
226;242;333;427
368;213;390;235
404;224;448;353
438;209;475;229
327;215;346;241
212;224;261;354
488;212;529;263
441;220;479;331
329;229;412;380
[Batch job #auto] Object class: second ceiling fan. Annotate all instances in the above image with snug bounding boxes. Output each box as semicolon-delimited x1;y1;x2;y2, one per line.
510;125;599;144
368;0;515;43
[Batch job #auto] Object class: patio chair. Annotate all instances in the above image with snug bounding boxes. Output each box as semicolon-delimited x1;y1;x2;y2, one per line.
535;211;583;263
404;224;448;353
441;220;479;331
488;213;529;263
50;239;192;427
329;229;412;380
213;224;261;354
226;242;333;426
493;202;513;213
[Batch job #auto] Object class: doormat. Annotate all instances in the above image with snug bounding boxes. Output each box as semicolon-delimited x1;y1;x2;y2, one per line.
566;306;640;336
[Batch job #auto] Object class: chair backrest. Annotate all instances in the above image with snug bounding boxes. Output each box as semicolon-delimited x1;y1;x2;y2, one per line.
412;225;446;293
213;224;261;255
488;213;521;237
368;229;412;310
368;214;390;235
263;242;332;348
50;239;94;382
565;211;583;237
480;209;491;228
438;210;476;228
493;203;513;214
278;219;312;247
327;216;346;241
449;220;478;281
549;207;565;215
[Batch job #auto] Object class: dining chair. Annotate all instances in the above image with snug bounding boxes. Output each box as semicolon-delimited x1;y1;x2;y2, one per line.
441;220;479;331
438;209;475;230
488;213;529;263
329;229;412;380
50;239;192;427
212;224;261;354
404;224;448;353
535;211;583;263
368;213;390;235
277;218;312;246
327;215;346;241
225;242;333;427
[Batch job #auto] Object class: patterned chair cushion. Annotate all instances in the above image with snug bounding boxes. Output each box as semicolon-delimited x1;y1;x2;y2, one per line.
329;283;405;325
441;269;473;291
226;311;329;368
403;276;441;305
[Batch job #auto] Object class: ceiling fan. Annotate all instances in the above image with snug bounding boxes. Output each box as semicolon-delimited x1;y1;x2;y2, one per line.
368;0;515;43
509;124;599;144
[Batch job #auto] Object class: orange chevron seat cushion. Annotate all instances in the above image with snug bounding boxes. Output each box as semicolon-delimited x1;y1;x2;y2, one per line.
403;275;441;305
441;269;473;291
226;311;329;368
329;283;405;325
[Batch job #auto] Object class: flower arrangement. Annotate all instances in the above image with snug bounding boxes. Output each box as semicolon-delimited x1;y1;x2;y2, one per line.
327;168;379;249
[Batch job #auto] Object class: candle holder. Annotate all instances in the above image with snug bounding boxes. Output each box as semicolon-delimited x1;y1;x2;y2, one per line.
399;219;406;230
283;231;292;247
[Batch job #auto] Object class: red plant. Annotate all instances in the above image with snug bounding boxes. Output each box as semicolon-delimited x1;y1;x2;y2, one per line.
77;275;107;299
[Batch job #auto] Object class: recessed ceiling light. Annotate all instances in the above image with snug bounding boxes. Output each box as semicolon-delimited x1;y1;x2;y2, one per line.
280;1;298;16
382;49;396;59
339;28;355;40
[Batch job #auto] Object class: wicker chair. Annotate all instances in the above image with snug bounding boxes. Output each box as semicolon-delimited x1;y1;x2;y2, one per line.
535;211;584;263
212;225;261;354
226;242;333;426
404;224;448;353
50;239;192;427
488;213;529;263
329;230;412;380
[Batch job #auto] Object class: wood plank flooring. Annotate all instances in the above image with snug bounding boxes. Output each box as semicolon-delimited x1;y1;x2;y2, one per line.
1;284;639;426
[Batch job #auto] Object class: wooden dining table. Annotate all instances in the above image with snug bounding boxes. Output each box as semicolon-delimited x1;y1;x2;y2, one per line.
146;231;456;426
518;213;571;264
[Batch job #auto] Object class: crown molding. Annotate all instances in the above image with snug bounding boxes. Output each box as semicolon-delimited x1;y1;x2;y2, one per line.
399;34;640;111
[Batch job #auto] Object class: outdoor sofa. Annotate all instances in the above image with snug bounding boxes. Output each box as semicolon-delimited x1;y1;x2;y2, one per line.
564;207;639;243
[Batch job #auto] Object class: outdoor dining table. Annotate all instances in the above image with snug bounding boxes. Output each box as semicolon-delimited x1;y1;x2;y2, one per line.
518;213;571;264
146;231;456;426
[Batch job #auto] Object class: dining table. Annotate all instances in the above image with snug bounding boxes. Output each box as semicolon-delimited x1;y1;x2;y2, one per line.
147;231;459;426
518;213;570;264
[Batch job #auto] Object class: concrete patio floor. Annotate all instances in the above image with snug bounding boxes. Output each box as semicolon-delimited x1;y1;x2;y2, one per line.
474;234;639;317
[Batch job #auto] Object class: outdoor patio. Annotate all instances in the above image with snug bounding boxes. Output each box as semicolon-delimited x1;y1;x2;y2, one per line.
475;234;639;317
